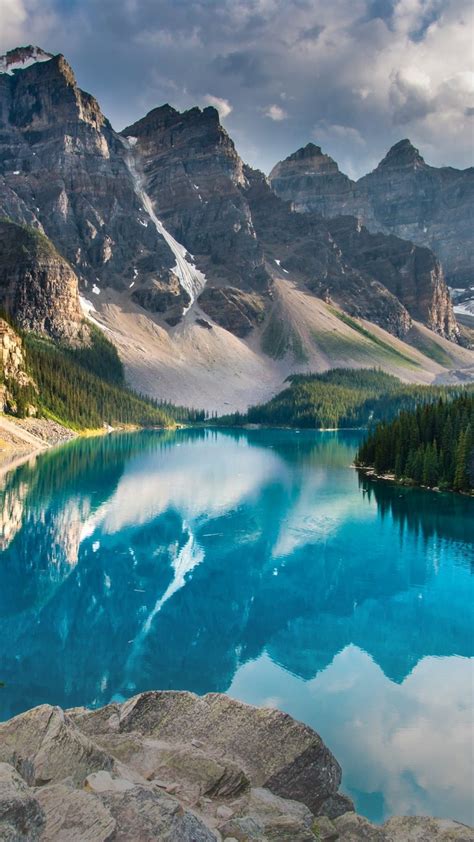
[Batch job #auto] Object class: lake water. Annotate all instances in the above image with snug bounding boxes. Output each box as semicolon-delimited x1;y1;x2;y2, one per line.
0;428;473;825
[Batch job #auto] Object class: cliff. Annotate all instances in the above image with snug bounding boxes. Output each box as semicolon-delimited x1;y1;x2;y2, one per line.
0;47;176;299
270;140;474;290
0;691;471;841
0;220;86;343
0;317;36;414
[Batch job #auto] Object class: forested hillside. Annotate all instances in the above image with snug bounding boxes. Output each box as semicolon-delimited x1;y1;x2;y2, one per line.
356;394;474;492
24;335;175;429
0;290;211;429
219;369;472;430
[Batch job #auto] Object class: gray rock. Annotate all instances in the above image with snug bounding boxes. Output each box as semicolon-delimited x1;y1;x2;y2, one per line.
218;786;319;841
383;816;474;841
0;693;471;842
0;762;44;841
334;812;388;840
72;690;341;813
0;704;114;786
216;805;235;820
34;781;116;841
79;730;250;803
312;815;339;840
99;785;217;841
317;792;355;819
84;770;135;794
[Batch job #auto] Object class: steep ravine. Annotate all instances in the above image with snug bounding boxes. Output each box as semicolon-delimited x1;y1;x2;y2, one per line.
122;137;207;310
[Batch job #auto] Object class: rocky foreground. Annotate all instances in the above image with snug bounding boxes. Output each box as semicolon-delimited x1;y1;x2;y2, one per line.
0;691;472;841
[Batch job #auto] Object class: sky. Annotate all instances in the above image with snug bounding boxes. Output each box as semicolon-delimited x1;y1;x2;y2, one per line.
1;0;473;177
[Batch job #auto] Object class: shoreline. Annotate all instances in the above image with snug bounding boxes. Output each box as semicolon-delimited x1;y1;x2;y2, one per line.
0;419;179;479
356;464;474;497
1;689;471;840
0;445;46;479
0;414;76;479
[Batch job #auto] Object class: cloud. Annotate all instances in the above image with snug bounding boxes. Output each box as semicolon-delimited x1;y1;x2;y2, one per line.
0;0;472;176
202;94;233;119
297;23;325;43
229;648;474;825
313;121;366;146
390;66;434;124
0;0;27;45
263;104;288;121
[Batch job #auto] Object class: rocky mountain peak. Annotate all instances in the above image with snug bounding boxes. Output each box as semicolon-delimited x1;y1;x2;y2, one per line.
0;45;54;75
0;47;108;134
376;138;425;170
270;143;343;179
123;103;227;148
289;142;324;160
271;135;473;290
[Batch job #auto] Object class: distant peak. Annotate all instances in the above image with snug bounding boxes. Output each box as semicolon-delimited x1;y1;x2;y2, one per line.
378;139;425;169
288;142;326;161
0;45;54;75
270;142;342;180
123;103;221;138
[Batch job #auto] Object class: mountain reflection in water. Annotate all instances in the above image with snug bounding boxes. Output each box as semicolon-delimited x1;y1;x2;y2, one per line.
0;428;473;824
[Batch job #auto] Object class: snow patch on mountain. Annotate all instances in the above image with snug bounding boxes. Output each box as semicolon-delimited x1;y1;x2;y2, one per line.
122;138;207;309
454;300;474;317
0;46;53;75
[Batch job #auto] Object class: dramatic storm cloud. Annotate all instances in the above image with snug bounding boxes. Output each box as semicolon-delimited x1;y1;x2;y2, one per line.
1;0;473;176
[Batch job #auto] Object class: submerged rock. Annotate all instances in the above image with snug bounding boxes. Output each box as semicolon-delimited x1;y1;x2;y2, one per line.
0;691;472;841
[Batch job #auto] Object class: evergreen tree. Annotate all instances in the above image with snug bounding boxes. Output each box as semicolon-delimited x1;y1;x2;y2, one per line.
356;395;473;493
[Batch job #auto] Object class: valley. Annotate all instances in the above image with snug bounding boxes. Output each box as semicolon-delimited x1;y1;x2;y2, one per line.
0;45;472;420
0;26;473;842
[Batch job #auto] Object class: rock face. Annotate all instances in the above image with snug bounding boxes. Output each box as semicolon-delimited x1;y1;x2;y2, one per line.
0;220;86;343
0;319;30;385
270;139;474;289
0;692;472;842
244;168;412;338
0;317;37;413
0;45;464;356
122;105;266;292
0;47;176;305
122;104;271;331
325;216;458;340
269;142;354;216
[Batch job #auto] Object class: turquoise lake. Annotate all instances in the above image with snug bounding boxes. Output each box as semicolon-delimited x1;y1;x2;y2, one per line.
0;428;473;824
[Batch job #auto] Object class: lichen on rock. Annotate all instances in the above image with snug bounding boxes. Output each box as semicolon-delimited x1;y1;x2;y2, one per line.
0;691;472;841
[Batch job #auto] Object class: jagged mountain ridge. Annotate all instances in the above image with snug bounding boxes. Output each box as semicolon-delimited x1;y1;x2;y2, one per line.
122;103;459;342
269;140;474;290
0;48;177;303
0;46;472;411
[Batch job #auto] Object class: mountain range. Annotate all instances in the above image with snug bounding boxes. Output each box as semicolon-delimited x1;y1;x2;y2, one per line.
0;45;473;413
270;140;474;293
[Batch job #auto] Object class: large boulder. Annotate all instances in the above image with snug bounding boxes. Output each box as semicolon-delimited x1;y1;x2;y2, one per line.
0;705;114;786
0;762;44;840
0;693;471;841
70;690;342;813
383;816;474;841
